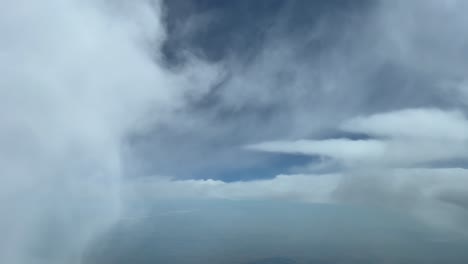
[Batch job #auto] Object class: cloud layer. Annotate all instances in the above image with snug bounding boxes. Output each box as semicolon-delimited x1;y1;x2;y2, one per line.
131;108;468;232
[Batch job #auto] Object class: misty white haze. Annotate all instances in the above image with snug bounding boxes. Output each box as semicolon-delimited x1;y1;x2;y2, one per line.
0;0;216;263
2;0;468;263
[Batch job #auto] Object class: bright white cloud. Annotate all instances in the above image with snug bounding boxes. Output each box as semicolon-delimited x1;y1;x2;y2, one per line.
342;108;468;141
0;1;217;263
247;108;468;167
246;139;386;164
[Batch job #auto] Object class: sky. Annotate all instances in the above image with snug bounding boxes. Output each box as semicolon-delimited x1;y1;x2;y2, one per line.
2;0;468;263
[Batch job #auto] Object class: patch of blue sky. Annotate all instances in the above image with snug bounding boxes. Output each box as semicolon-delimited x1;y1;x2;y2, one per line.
193;153;314;182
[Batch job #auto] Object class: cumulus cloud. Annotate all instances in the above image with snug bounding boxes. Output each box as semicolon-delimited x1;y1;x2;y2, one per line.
0;0;217;263
240;108;468;230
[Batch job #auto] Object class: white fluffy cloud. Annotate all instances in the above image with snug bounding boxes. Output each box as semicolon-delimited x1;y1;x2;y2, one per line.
246;139;385;164
342;108;468;141
0;1;217;263
248;108;468;167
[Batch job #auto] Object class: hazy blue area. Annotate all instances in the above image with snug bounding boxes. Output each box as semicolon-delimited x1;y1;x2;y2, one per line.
85;200;468;264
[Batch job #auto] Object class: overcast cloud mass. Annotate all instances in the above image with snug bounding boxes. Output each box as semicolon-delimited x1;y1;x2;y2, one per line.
2;0;468;263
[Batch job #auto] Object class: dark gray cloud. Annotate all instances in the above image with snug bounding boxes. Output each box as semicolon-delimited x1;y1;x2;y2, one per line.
128;0;467;181
127;0;378;179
